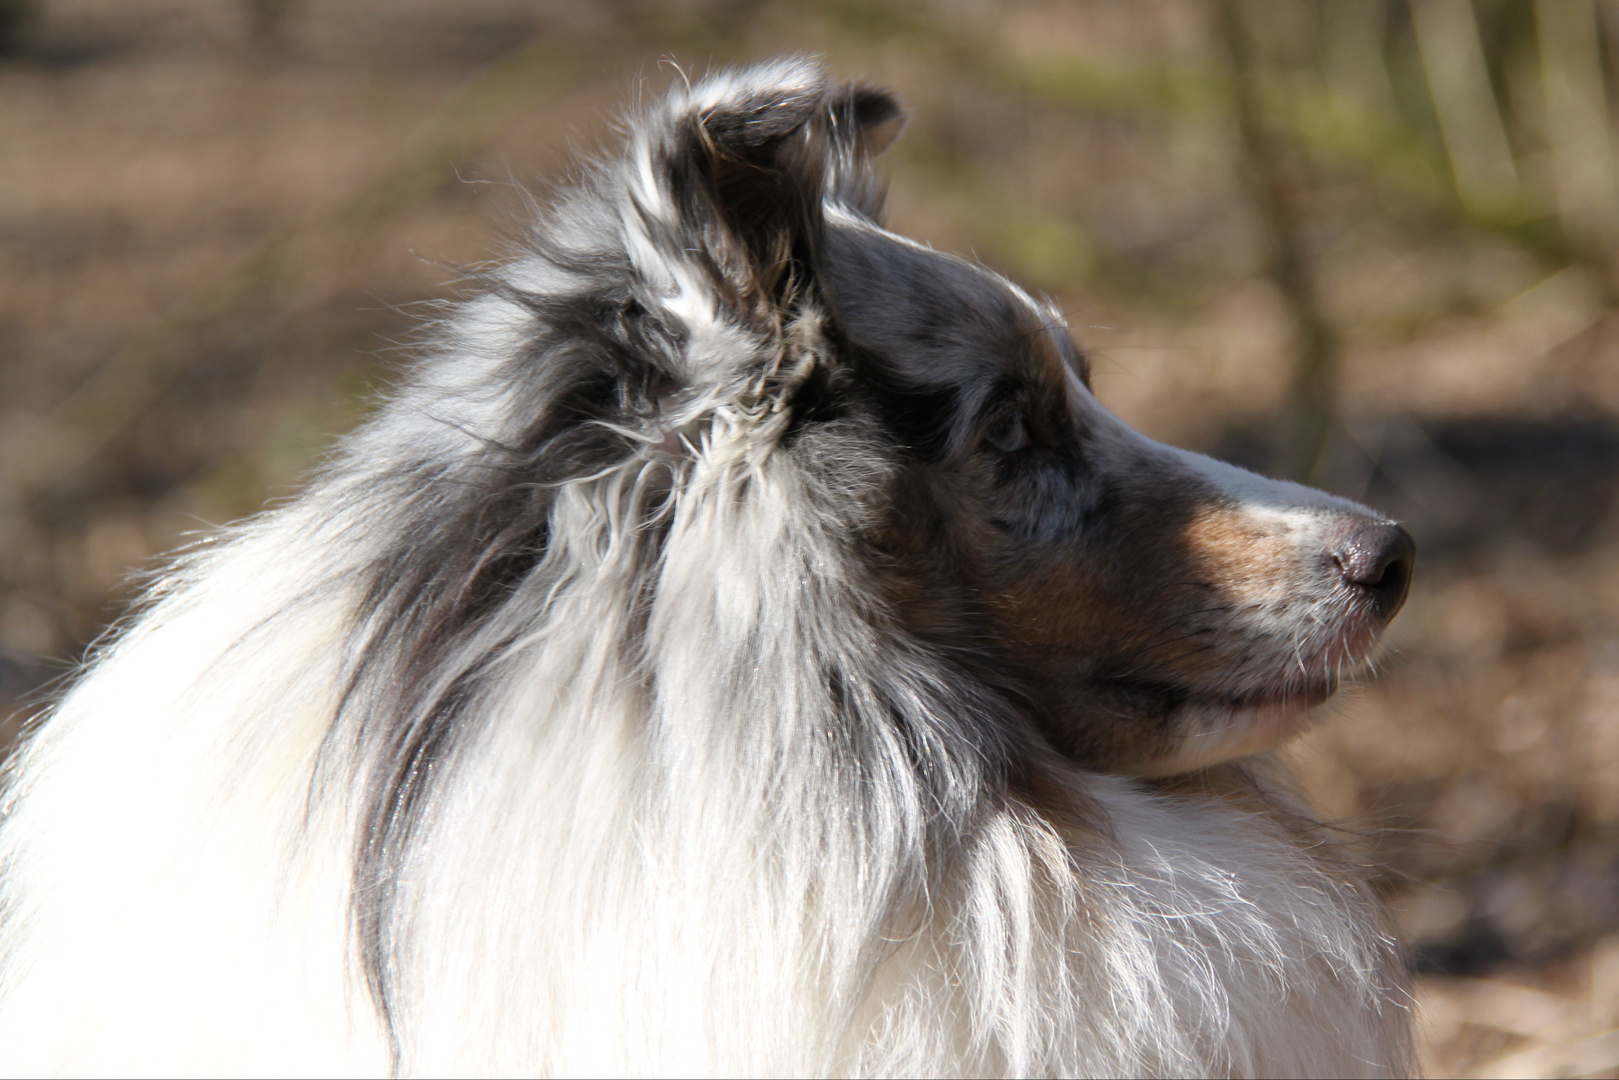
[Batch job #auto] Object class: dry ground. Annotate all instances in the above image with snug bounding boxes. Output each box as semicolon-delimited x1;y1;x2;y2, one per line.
3;2;1619;1075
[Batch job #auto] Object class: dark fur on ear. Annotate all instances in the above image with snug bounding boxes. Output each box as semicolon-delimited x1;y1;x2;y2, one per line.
689;76;827;311
631;60;905;324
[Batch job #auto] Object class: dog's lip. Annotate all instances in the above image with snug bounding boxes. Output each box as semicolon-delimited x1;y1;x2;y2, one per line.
1089;673;1339;713
1170;683;1344;775
1084;674;1341;777
1217;682;1337;711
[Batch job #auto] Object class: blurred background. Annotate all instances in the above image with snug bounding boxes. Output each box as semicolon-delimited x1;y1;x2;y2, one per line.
1;0;1618;1074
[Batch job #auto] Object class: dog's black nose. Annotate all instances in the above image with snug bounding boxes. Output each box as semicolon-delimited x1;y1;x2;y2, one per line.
1333;522;1414;620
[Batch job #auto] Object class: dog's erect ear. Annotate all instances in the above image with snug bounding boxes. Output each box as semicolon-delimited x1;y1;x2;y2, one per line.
623;61;904;323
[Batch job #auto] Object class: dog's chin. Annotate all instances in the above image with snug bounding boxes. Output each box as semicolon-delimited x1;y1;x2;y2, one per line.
1040;670;1344;777
1124;685;1336;778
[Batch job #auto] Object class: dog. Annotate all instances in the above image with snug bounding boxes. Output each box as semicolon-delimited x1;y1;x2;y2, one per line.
0;59;1416;1077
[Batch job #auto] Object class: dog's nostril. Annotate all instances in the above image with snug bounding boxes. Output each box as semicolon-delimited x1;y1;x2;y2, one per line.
1332;522;1415;619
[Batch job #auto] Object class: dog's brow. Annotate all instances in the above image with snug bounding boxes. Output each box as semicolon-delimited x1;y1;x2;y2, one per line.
976;375;1025;418
1024;323;1086;388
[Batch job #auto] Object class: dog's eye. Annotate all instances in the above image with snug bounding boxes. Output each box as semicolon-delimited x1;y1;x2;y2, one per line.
986;413;1031;453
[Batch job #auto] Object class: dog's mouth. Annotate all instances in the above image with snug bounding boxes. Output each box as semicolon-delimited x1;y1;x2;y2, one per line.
1048;562;1405;776
1058;670;1346;777
1135;680;1338;777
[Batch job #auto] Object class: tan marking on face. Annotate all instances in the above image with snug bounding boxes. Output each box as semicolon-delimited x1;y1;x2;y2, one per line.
977;489;1246;688
1181;504;1309;608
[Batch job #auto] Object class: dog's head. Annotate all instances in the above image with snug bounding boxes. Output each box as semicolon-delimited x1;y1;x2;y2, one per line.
503;59;1412;777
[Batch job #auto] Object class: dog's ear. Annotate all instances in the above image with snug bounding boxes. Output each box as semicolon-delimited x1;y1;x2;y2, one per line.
825;83;905;219
624;61;904;325
680;61;827;312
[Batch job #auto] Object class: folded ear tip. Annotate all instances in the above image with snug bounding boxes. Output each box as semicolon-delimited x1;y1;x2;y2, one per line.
666;61;906;160
685;58;830;154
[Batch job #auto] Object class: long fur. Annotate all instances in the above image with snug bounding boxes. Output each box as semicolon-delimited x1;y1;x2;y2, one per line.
0;60;1414;1077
